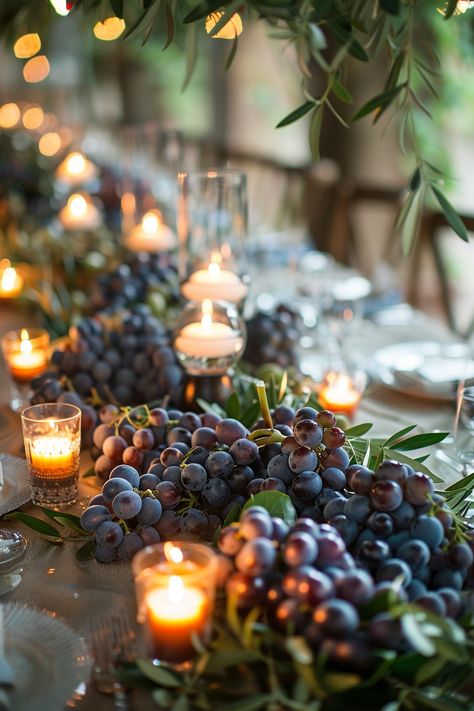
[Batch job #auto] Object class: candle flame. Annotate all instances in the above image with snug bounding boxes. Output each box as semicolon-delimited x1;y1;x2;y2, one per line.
142;210;161;235
20;329;32;354
68;193;88;217
168;575;185;603
65;152;86;175
163;541;184;563
326;371;352;391
201;299;213;329
207;261;221;280
1;266;17;291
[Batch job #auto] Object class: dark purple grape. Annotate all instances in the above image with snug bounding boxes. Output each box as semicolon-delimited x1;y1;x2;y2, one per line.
155;509;180;538
273;405;295;426
376;558;412;587
81;505;112;532
267;454;294;484
247;478;264;495
218;525;243;556
122;446;144;469
316;410;337;428
321;427;345;448
139;473;161;490
404;473;435;506
226;572;266;608
112;490;142;519
133;428;155;450
149;408;169;426
155;481;180;508
374;460;408;485
110;464;140;487
288;446;318;474
317;533;345;565
449;542;474;569
178;412;201;432
235;538;276;576
119;423;135;445
370;480;403;512
229;438;259;465
313;599;359;636
136;497;163;525
357;539;391;570
284;532;318;566
200;411;222;428
293;419;323;448
335;569;374;607
271;517;289;542
102;477;133;504
431;568;463;591
293;407;318;425
406;579;427;601
328;514;359;545
95;544;117;563
117;532;144;561
167;427;192;447
397;539;430;571
215;418;248;446
138;525;161;545
179;508;209;537
321;467;346;491
191;427;217;449
281;436;299;455
291;471;322;500
181;463;207;492
160;447;184;468
416;592;447;617
344;495;371;524
228;465;254;493
390;501;417;530
410;515;444;549
102;436;128;460
202;478;232;508
260;477;286;493
347;465;374;495
100;404;119;424
205;450;234;479
369;614;405;650
323;497;346;520
240;510;272;540
93;424;114;449
321;447;349;470
292;518;320;537
438;588;462;618
367;511;393;537
94;455;117;482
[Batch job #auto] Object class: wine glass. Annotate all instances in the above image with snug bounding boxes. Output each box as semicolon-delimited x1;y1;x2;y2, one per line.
0;461;27;594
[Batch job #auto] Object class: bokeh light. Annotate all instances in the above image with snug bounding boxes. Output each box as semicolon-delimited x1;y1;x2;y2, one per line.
38;131;62;156
205;12;243;39
49;0;70;15
0;103;21;129
22;106;45;130
93;17;126;41
23;55;51;83
13;33;41;59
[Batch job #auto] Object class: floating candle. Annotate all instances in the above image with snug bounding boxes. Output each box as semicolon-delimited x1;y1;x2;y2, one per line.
174;299;243;359
2;329;49;382
181;252;247;304
59;192;101;231
125;209;176;253
0;259;24;299
319;371;363;419
56;151;97;186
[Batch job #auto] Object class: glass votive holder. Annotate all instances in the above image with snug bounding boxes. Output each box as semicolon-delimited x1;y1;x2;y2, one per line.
454;385;474;474
318;367;367;419
132;542;218;666
173;299;246;376
1;328;50;412
21;403;81;507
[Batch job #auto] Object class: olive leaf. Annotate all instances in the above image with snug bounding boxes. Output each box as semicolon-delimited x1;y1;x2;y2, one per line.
276;101;315;128
242;491;296;523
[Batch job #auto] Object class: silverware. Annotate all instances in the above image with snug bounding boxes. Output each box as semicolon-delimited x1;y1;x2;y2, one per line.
89;612;136;710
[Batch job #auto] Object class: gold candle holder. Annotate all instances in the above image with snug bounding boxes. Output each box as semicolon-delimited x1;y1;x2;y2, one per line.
21;403;81;507
133;541;217;666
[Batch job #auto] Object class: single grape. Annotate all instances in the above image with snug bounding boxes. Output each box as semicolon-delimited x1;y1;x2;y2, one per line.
155;481;180;509
335;569;374;607
266;454;294;484
117;532;144;561
321;447;349;470
288;446;318;474
119;423;135;445
317;533;346;565
202;478;232;508
247;478;265;495
367;511;393;538
313;599;359;636
181;463;207;492
147;462;165;477
200;411;222;428
290;471;321;500
136;496;163;525
215;418;248;446
133;428;155;451
260;477;286;493
406;579;427;601
374;460;408;485
229;438;259;466
235;537;276;576
167;427;192;447
371;480;403;512
328;514;359;545
139;473;161;490
110;464;140;488
397;539;430;571
316;410;337;428
112;490;143;519
160;447;184;468
321;427;345;448
89;494;108;508
205;450;234;479
344;495;371;524
348;466;374;496
137;525;161;546
191;427;217;449
80;505;112;532
390;500;417;530
293;407;318;425
410;515;444;549
416;592;447;617
438;588;462;618
281;436;299;455
284;532;318;566
449;542;474;569
369;614;405;650
321;467;346;491
122;446;144;470
155;509;180;538
95;544;117;563
102;436;127;460
240;510;273;540
95;520;124;548
431;568;463;591
102;477;133;504
179;508;209;537
271;517;289;542
226;572;266;608
94;455;116;482
357;539;391;571
376;558;412;587
404;473;435;506
293;419;323;448
218;525;243;556
161;465;183;491
149;408;169;427
178;412;201;432
227;465;254;493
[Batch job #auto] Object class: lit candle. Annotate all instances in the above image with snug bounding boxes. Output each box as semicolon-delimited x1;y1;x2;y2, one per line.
29;434;77;475
181;253;248;304
55;151;97;186
3;329;49;382
125;209;177;253
0;259;24;299
319;372;363;419
59;193;101;231
144;575;208;664
175;299;243;359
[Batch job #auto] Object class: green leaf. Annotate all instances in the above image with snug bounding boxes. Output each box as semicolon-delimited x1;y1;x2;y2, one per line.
331;77;353;104
242;491;296;523
383;425;417;447
276;101;315;128
345;423;373;437
136;659;182;687
384;448;442;483
222;502;242;526
182;23;198;91
225;392;241;419
309;106;323;161
195;399;226;418
82;465;96;479
431;186;469;242
444;0;458;20
410;167;421;192
43;511;86;536
240;402;261;430
225;33;239;70
324;671;362;692
162;1;175;50
393;432;448;451
401;613;436;656
379;0;400;14
76;538;94;561
217;695;273;711
352;83;405;122
400;187;423;256
328;22;369;62
443;471;474;492
385;51;406;91
123;6;155;41
4;512;61;538
171;695;189;711
109;0;124;17
415;656;449;685
183;0;223;23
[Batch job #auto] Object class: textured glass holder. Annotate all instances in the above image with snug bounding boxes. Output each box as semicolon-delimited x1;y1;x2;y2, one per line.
1;329;50;412
455;385;474;474
21;403;81;507
133;542;217;666
173;299;246;376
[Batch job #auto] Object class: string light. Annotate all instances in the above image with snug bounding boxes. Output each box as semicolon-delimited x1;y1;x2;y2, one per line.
205;11;243;39
0;103;21;129
38;132;62;156
23;56;50;83
13;33;41;59
93;17;126;41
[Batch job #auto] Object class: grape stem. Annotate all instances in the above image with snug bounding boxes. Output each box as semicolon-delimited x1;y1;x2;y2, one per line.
256;381;274;430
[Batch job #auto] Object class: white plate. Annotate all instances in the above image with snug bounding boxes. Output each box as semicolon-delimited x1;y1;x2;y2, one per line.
0;455;30;517
4;603;92;711
369;341;474;401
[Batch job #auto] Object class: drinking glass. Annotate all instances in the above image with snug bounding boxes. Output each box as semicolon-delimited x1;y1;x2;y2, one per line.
21;403;81;506
454;385;474;475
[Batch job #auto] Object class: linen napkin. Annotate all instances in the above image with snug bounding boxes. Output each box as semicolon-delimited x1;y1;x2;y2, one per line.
0;606;14;711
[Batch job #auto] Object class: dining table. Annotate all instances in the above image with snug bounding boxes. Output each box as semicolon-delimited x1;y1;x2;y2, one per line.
0;297;464;711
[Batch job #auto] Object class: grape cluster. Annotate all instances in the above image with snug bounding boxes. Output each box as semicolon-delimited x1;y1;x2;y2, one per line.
218;506;467;669
87;253;179;314
244;306;301;369
30;307;184;419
